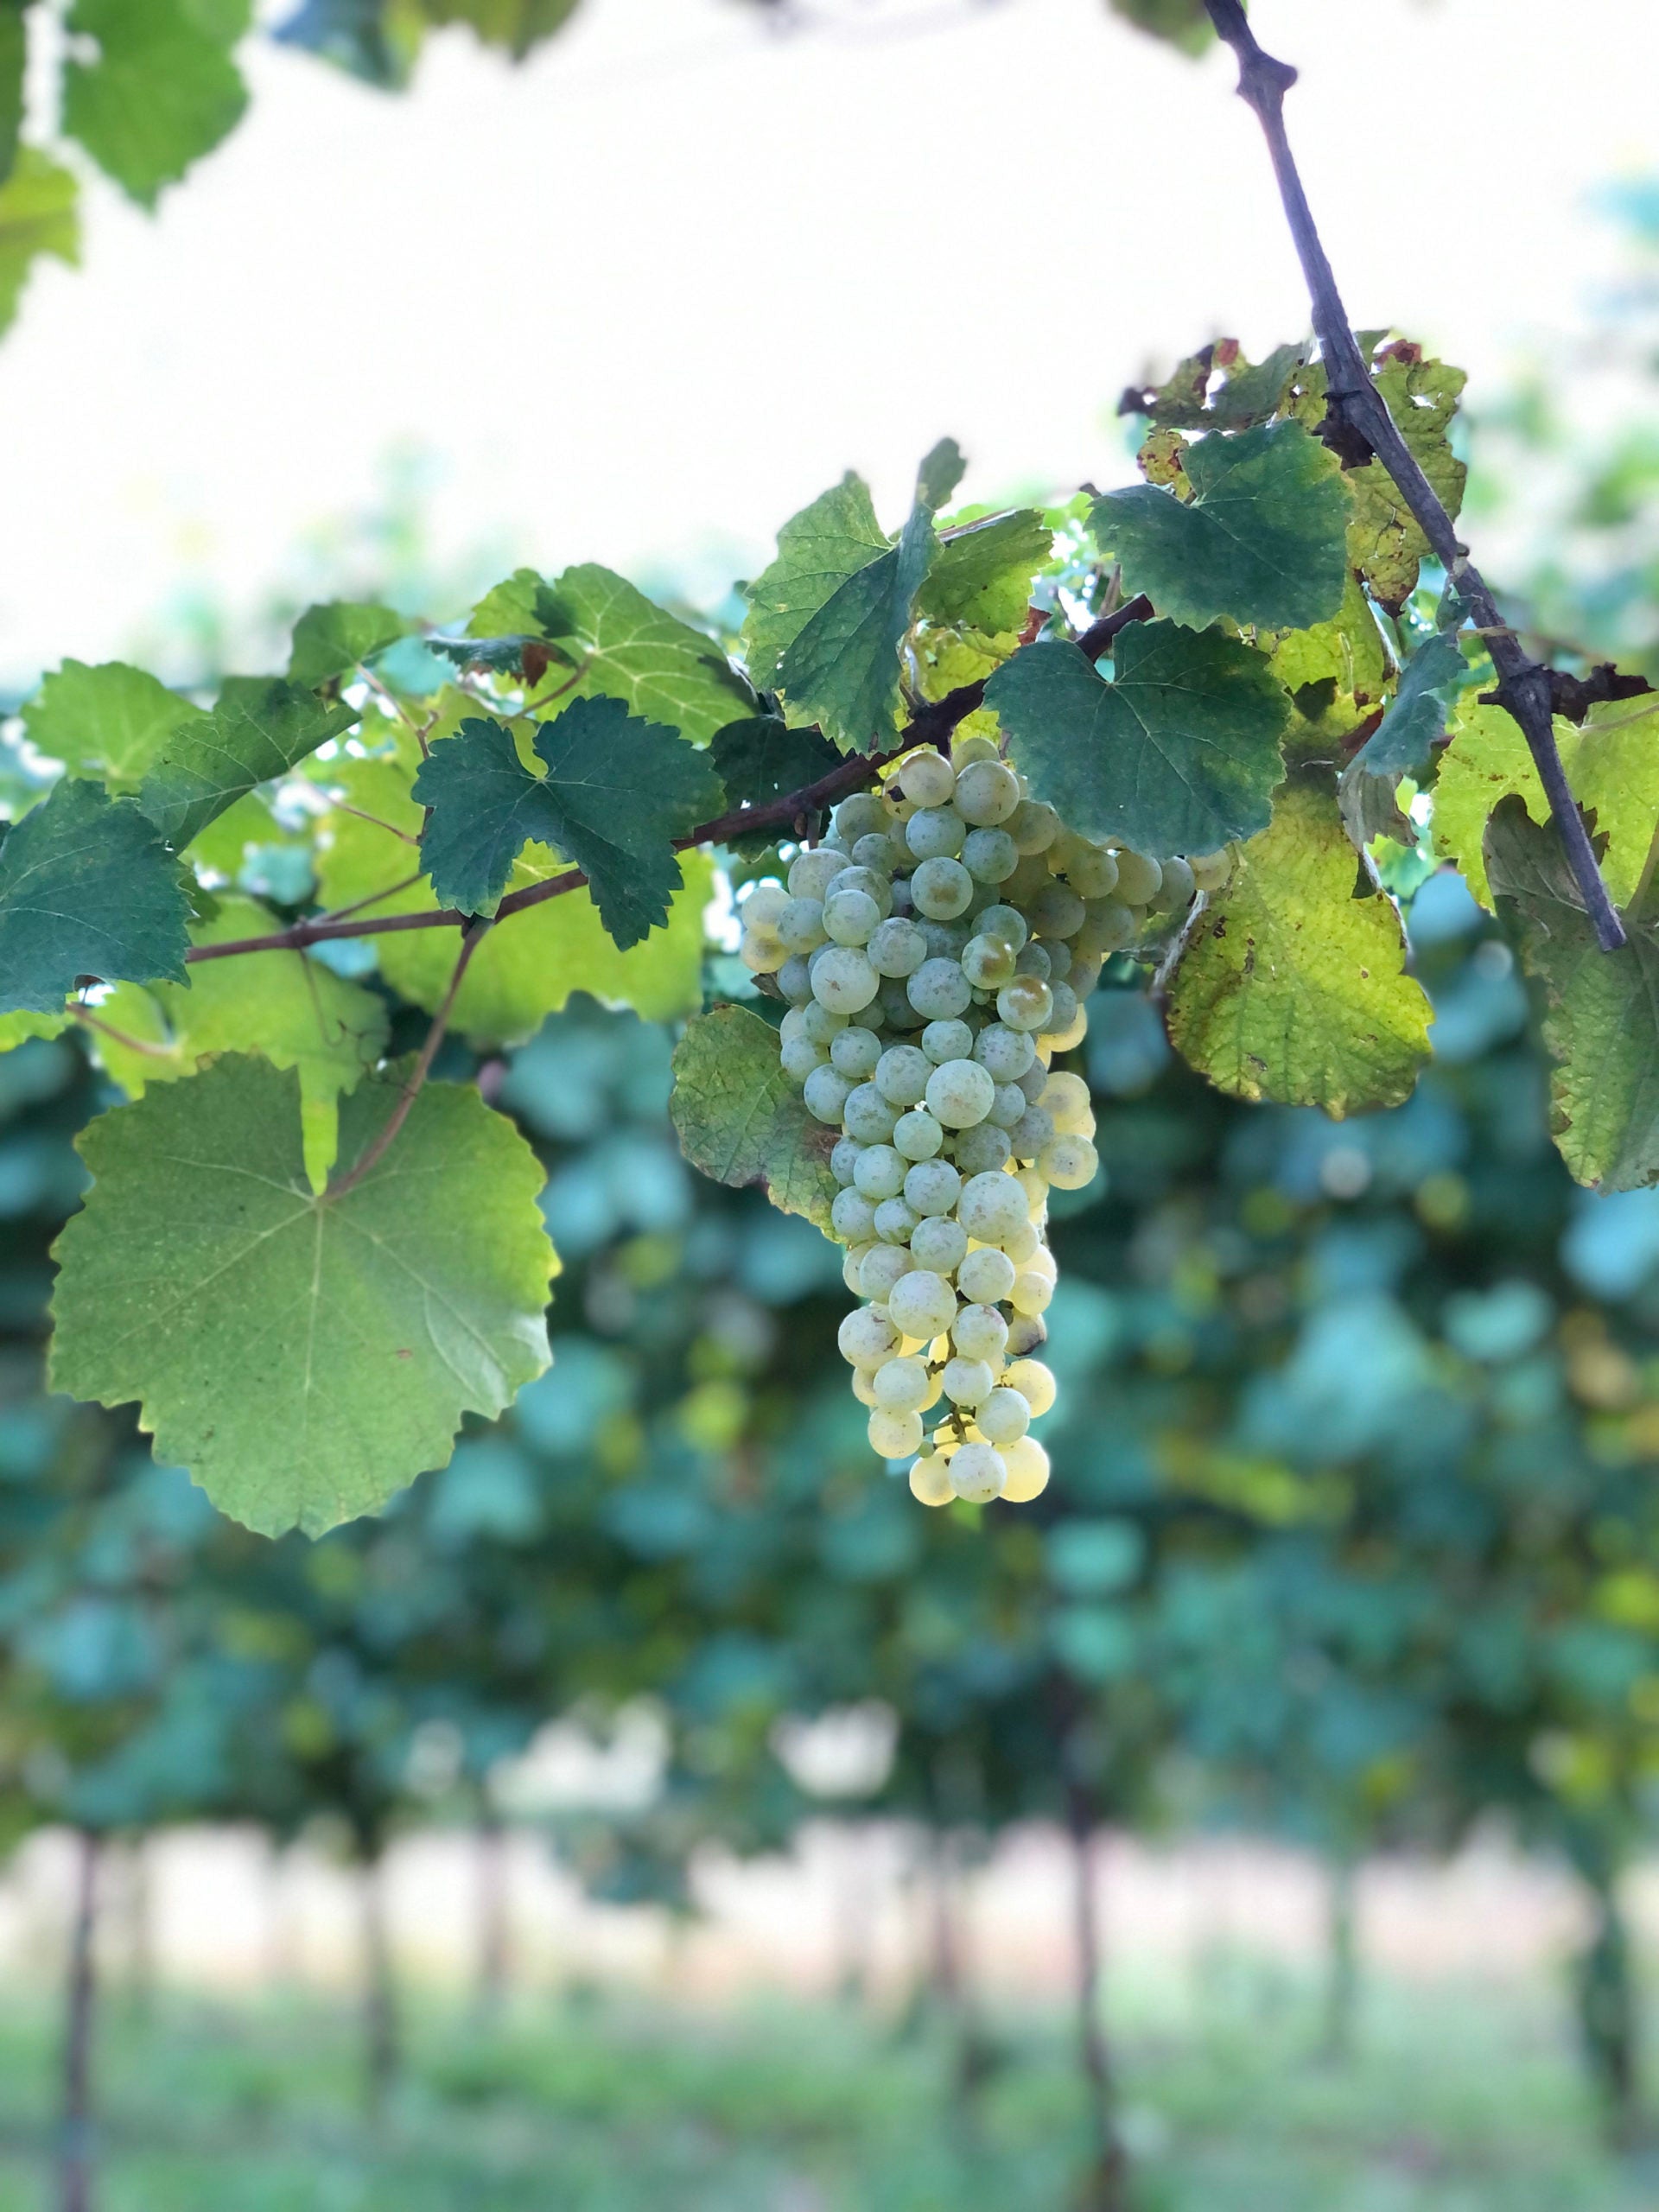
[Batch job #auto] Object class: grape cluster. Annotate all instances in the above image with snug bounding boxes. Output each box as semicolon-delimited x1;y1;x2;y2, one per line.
736;733;1228;1510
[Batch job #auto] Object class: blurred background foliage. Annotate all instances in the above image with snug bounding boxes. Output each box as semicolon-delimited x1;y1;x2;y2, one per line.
0;177;1658;2212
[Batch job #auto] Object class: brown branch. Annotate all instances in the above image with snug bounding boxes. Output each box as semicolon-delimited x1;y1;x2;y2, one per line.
326;919;490;1200
1201;0;1627;952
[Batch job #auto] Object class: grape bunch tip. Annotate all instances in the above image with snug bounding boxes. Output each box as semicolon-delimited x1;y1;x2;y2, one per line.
735;728;1230;1510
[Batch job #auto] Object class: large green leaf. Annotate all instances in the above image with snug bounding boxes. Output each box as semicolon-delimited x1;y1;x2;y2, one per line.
1166;777;1432;1114
22;660;207;793
0;148;78;336
1487;799;1659;1191
138;677;358;850
287;600;414;688
918;510;1053;635
983;620;1289;857
316;755;711;1045
527;564;751;744
0;778;190;1014
1090;418;1351;632
93;894;389;1192
62;0;250;207
742;474;890;702
49;1056;556;1536
412;698;723;946
670;1003;836;1232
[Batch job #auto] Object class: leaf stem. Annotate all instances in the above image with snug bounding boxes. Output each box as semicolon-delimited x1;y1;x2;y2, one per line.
1200;0;1625;950
325;919;490;1201
72;1009;178;1061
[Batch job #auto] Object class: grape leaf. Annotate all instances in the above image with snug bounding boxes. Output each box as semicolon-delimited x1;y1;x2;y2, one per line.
742;474;890;699
1344;347;1467;608
918;510;1054;634
1351;629;1470;782
93;894;389;1192
0;2;26;184
424;0;581;60
0;1008;70;1051
22;660;207;793
1122;338;1308;432
49;1056;556;1537
412;698;723;946
0;778;190;1014
1270;574;1391;763
1090;418;1351;632
0;148;79;335
287;601;414;688
1487;798;1659;1191
273;0;423;87
531;564;753;744
138;677;358;851
773;442;960;752
1108;0;1212;54
1166;777;1432;1115
316;755;711;1044
62;0;250;208
670;1003;836;1232
709;715;839;839
984;620;1289;858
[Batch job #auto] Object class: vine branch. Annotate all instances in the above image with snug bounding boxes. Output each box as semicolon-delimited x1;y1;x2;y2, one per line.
1201;0;1627;951
186;599;1155;969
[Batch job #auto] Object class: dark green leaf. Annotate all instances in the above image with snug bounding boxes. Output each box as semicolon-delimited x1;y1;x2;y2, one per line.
984;620;1289;856
412;697;724;947
287;600;414;687
0;777;190;1014
918;509;1055;634
670;1003;837;1232
429;632;543;677
742;474;890;698
709;716;839;825
138;677;358;851
273;0;422;87
1122;339;1309;432
1091;417;1351;632
63;0;250;208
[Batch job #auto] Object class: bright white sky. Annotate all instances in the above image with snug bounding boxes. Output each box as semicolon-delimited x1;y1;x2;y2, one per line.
2;0;1655;683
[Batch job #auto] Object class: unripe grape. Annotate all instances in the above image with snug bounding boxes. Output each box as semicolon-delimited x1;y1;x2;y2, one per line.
949;1442;1007;1503
958;1172;1027;1244
954;1122;1013;1176
904;1157;963;1217
1002;853;1052;906
831;1187;878;1243
1023;1243;1058;1284
899;747;956;807
868;916;928;977
1110;848;1161;904
911;856;974;919
874;1197;920;1243
973;1023;1035;1082
1015;1058;1049;1103
1075;899;1135;957
1043;1002;1090;1053
1014;1162;1047;1216
860;1243;912;1301
889;1270;957;1340
910;1213;967;1274
826;864;891;912
962;827;1018;883
780;1035;826;1083
830;1026;882;1080
951;732;1000;769
830;1136;863;1185
1006;1312;1046;1357
1040;1072;1093;1135
998;1435;1051;1503
919;917;971;963
951;1302;1009;1365
1007;798;1060;854
803;1000;848;1045
1003;1358;1056;1417
1015;942;1052;980
834;792;887;842
812;947;880;1014
1043;940;1073;982
823;887;880;945
893;1109;944;1160
908;959;972;1020
953;760;1021;824
1046;982;1078;1034
854;1143;907;1201
1154;855;1196;909
842;1082;899;1144
838;1306;899;1366
1068;951;1104;999
741;928;786;972
976;1386;1031;1446
910;1455;957;1507
957;1246;1016;1305
906;806;967;861
1040;1134;1099;1191
989;1083;1027;1129
942;1356;995;1406
842;1243;870;1294
788;849;843;900
849;1365;880;1408
1010;1106;1054;1158
868;1407;923;1459
921;1018;975;1065
1029;881;1085;939
974;902;1027;950
852;832;899;874
778;897;828;954
925;1058;995;1129
874;1045;931;1107
1009;1269;1053;1318
997;976;1053;1033
873;1356;931;1415
743;880;791;927
961;933;1018;990
804;1065;853;1125
1002;1217;1040;1265
878;978;925;1032
1189;848;1233;893
1064;845;1119;899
